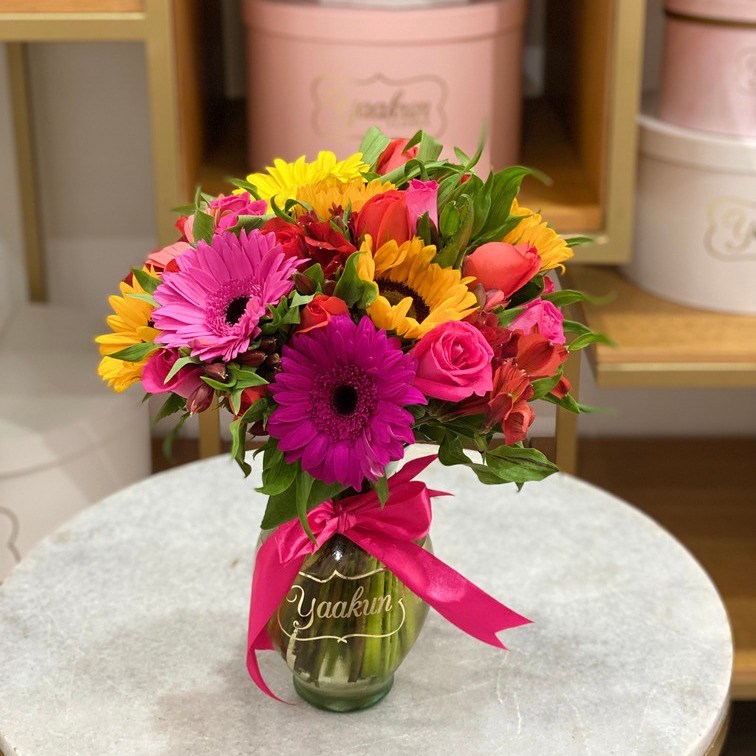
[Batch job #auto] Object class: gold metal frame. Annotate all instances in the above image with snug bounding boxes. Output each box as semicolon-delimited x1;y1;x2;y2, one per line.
0;0;183;303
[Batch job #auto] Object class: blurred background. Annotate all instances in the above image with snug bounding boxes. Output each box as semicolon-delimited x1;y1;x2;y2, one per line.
0;0;754;749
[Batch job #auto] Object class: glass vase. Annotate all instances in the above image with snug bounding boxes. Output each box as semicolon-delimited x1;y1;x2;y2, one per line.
262;532;431;712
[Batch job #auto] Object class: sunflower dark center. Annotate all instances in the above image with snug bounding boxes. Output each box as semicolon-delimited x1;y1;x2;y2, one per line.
333;385;359;415
225;296;250;325
378;279;430;322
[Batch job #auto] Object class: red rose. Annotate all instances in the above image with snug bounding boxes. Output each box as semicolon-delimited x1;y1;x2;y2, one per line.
376;138;418;175
350;190;412;248
262;217;307;260
297;294;349;333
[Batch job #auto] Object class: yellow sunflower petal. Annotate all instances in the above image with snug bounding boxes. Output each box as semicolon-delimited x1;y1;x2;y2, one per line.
241;150;370;209
358;237;478;340
505;200;573;272
95;269;158;392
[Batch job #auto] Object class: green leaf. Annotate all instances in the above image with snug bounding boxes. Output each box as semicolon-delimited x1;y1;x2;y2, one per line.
542;289;614;307
201;375;230;391
372;474;389;507
229;364;269;389
565;236;593;247
228;178;263;200
542;392;599;414
434;194;474;268
192;210;215;245
164;354;197;383
484;445;559;482
295;470;316;539
476;166;542;243
126;292;158;307
530;373;562;400
496;305;526;328
261;473;345;532
333;250;378;308
438;432;474;467
303;263;325;293
161;412;188;460
508;274;545;307
568;332;615;350
151;392;185;424
256;444;298;496
358;126;391;168
228;417;251;476
131;267;161;294
108;341;159;362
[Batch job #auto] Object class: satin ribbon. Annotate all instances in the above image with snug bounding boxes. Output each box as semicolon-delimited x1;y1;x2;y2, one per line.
246;454;531;701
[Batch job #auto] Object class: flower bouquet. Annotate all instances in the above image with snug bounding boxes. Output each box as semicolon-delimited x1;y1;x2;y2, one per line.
97;128;603;710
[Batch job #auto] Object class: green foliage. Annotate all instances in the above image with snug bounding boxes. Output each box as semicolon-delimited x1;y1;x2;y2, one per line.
333;251;378;309
108;341;159;362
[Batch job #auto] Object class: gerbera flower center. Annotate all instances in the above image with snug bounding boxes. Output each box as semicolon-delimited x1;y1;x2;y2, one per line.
310;365;378;442
225;296;250;325
378;279;430;322
333;384;359;415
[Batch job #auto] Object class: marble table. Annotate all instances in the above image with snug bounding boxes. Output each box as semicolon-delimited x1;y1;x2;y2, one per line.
0;449;732;755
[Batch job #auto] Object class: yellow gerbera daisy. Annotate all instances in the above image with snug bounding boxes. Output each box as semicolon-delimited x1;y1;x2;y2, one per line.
357;237;479;340
296;177;394;219
504;199;573;272
96;270;159;393
241;151;370;210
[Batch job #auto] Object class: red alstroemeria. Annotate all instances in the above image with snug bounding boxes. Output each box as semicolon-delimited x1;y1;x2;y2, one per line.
504;329;569;380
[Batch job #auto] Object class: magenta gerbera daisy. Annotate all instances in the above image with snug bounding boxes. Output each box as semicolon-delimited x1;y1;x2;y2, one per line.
267;315;426;490
152;229;298;362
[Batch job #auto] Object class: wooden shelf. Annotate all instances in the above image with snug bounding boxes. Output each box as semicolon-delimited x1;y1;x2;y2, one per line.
564;266;756;388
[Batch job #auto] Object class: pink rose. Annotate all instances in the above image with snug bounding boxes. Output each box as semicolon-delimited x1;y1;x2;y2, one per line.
210;193;268;232
405;179;439;233
376;138;418;175
462;242;541;300
510;298;566;344
141;348;204;399
412;320;494;401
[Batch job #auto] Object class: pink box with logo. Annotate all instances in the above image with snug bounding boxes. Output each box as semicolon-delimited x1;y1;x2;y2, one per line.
243;0;527;171
660;0;756;136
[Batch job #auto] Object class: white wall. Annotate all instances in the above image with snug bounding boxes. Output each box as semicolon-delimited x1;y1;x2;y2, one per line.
0;21;753;440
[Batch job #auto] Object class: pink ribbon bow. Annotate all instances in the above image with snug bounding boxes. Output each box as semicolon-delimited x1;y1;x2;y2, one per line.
246;454;531;701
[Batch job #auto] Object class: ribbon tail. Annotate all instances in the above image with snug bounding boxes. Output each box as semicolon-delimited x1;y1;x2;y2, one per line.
353;532;532;648
246;537;305;703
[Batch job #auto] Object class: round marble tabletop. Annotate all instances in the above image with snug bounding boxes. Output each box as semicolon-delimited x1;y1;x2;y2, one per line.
0;449;732;756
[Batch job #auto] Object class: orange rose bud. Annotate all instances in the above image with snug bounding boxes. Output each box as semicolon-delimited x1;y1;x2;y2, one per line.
298;294;349;334
462;242;541;300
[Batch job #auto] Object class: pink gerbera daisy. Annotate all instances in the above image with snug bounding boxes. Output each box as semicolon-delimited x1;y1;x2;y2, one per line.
268;315;426;490
152;230;298;362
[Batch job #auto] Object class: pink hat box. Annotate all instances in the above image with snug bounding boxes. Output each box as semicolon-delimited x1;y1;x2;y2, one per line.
659;0;756;136
623;107;756;315
243;0;527;173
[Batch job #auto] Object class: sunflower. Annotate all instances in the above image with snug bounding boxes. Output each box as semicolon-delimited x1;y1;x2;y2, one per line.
504;199;573;272
241;151;370;210
296;177;394;220
96;270;159;392
357;237;479;340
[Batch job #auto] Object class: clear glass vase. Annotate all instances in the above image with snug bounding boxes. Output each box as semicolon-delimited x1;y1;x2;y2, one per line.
263;532;431;712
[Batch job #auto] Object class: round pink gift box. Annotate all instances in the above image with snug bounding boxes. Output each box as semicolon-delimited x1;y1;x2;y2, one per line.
660;0;756;137
243;0;527;172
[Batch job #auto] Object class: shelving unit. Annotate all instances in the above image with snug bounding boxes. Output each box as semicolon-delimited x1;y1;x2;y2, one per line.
176;0;646;265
